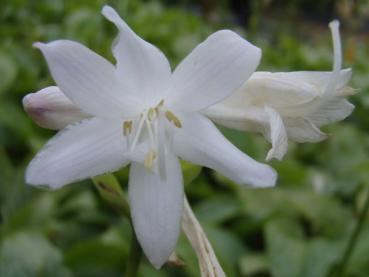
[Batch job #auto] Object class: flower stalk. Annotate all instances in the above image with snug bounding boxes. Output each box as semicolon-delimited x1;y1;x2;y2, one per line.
182;196;226;277
334;187;369;277
125;228;143;277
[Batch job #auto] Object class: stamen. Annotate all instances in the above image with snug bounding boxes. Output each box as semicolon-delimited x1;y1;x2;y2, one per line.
165;110;182;128
130;113;146;151
157;119;167;180
157;99;165;108
123;121;133;136
147;108;156;121
154;99;165;114
144;117;155;149
144;150;157;170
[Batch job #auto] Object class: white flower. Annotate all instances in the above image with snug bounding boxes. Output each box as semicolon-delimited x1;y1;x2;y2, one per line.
203;20;355;161
26;6;277;269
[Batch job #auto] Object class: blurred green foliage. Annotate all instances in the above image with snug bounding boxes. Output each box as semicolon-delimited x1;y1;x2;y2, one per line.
1;0;369;276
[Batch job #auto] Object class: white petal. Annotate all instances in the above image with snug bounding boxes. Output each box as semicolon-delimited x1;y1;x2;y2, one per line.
102;6;171;105
308;99;354;127
204;104;269;134
34;40;140;119
173;113;277;187
23;86;90;130
264;106;288;161
284;118;327;143
166;30;261;112
235;71;317;108
129;151;183;269
26;118;128;189
205;105;288;161
279;69;352;95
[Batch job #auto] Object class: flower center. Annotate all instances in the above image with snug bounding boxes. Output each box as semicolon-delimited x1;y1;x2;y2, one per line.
122;99;182;171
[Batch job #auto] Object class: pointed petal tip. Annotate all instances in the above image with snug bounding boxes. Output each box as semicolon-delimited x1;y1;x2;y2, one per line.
22;93;32;109
262;166;278;188
101;5;114;16
101;5;122;26
25;164;53;189
33;42;46;49
148;256;166;270
266;150;283;162
246;163;277;188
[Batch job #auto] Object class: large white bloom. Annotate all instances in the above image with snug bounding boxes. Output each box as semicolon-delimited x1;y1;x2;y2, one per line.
203;20;355;161
26;6;277;268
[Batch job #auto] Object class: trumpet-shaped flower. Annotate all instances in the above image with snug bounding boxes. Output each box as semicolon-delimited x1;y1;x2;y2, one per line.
26;6;277;268
203;20;355;161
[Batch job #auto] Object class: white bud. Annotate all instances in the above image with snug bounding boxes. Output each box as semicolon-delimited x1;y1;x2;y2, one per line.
23;86;90;130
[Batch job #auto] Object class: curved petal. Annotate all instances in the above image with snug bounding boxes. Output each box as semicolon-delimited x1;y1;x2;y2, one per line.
284;118;327;143
173;113;277;187
233;72;317;108
278;69;352;94
129;150;183;269
166;30;261;112
264;106;288;161
203;104;268;134
308;99;354;127
26;118;129;189
34;40;140;119
102;6;171;105
23;86;90;130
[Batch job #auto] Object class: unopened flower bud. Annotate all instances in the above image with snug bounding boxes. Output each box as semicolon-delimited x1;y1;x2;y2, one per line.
23;86;90;130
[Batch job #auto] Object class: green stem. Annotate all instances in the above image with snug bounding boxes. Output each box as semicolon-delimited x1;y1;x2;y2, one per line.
335;188;369;277
125;223;143;277
92;174;142;277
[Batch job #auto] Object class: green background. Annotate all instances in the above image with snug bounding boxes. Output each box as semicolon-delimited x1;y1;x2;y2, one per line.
1;0;369;276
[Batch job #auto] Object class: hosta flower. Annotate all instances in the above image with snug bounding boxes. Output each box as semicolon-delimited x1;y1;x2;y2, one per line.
26;6;277;268
203;20;355;161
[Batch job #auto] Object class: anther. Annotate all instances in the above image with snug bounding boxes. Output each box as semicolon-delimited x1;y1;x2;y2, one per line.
147;108;156;121
123;121;133;136
157;99;165;108
165;110;182;128
144;150;157;170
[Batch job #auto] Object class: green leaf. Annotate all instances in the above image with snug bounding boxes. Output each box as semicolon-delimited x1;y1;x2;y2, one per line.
0;50;17;95
0;231;72;277
300;239;341;277
240;254;268;276
265;218;305;277
194;194;241;224
204;225;247;277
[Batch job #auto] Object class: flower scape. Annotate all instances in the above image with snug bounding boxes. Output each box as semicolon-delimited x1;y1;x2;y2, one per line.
23;6;354;270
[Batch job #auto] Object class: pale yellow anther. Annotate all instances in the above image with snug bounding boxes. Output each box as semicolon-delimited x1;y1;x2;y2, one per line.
147;108;156;121
165;110;182;128
123;121;133;136
157;99;165;108
144;150;157;170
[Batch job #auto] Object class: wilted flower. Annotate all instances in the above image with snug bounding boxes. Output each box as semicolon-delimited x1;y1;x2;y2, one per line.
25;6;277;268
203;20;355;161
